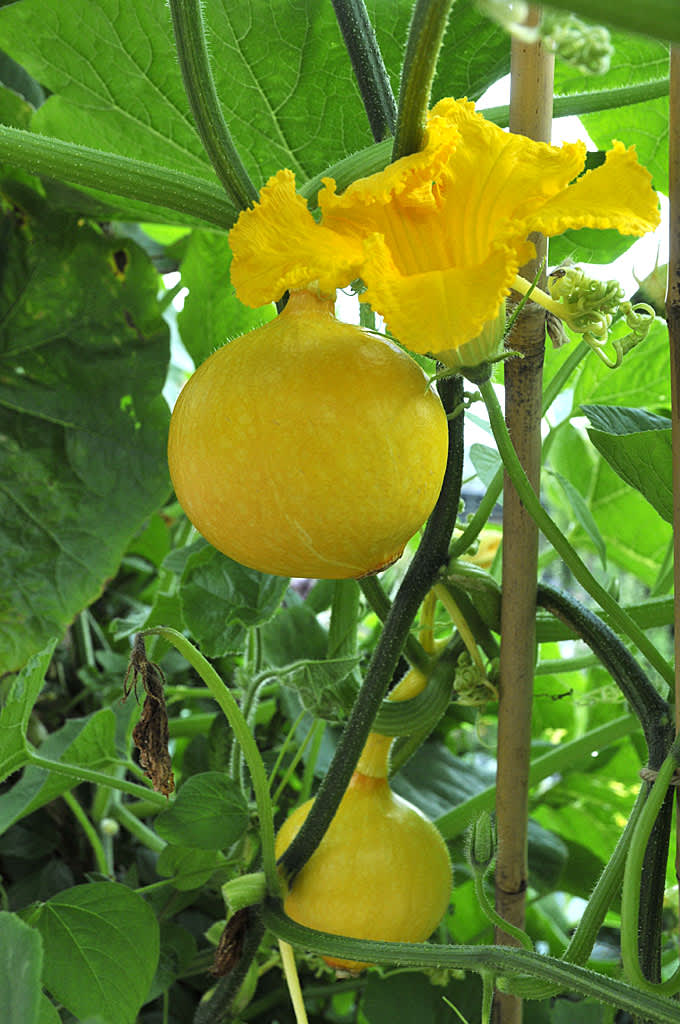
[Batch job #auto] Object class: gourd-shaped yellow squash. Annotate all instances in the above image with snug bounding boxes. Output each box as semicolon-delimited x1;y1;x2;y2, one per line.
275;670;452;970
168;290;448;580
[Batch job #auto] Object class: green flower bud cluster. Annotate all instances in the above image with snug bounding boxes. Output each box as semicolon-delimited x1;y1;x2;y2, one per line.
454;651;498;706
549;266;622;341
548;266;655;368
541;12;613;75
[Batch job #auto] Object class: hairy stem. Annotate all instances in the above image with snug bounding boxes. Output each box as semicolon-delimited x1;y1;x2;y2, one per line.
331;0;397;141
262;903;680;1023
392;0;455;160
168;0;258;209
0;126;237;229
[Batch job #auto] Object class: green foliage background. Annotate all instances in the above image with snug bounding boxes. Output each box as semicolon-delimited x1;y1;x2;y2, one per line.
0;1;677;1022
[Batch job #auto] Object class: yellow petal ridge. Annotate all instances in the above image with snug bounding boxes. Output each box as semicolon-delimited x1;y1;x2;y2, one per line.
229;169;364;307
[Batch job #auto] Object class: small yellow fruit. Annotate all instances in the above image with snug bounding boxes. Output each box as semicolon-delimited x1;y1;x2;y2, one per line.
168;290;448;579
275;772;452;971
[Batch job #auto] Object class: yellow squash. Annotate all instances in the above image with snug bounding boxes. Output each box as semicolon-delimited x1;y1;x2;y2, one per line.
275;669;452;970
168;290;448;579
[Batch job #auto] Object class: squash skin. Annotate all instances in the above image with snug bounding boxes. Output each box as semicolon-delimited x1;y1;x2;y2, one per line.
275;771;452;970
168;291;448;579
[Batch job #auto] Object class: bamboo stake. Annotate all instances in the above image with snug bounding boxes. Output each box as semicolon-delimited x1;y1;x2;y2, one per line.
493;11;554;1024
666;47;680;931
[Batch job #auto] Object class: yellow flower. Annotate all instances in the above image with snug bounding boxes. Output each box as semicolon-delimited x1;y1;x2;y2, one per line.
229;98;659;367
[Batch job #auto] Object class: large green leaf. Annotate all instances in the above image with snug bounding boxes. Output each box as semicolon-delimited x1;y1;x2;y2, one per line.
555;32;670;195
582;405;673;523
0;709;117;833
0;640;54;782
34;882;160;1024
0;198;171;671
546;421;671;585
154;771;249;850
0;0;508;220
0;911;43;1024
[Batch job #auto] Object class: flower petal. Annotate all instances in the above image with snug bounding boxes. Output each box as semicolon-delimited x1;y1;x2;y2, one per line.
521;142;660;238
428;98;588;264
361;234;534;357
229;169;364;306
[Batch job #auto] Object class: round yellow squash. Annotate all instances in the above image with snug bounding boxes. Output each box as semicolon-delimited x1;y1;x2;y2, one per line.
275;772;452;970
168;290;448;579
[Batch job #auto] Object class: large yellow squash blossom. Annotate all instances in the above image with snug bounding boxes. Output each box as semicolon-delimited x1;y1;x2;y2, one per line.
229;97;659;368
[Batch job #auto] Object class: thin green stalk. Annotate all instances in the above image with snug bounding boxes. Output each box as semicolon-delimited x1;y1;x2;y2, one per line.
277;373;464;884
271;723;318;806
268;710;307;794
507;785;646;998
483;79;670;128
168;0;258;209
0;125;237;229
473;869;534;951
450;337;589;565
478;378;674;688
534;652;599;674
621;745;680;994
541;340;590;414
449;467;503;560
261;903;680;1023
392;0;455;160
114;801;167;853
27;752;169;808
331;0;397;141
435;713;637;838
299;721;325;805
62;791;110;876
141;626;279;898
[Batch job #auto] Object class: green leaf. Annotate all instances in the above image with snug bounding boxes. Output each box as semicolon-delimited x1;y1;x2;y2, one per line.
0;911;43;1024
0;0;507;215
0;640;54;783
281;657;360;724
154;771;249;850
546;421;671;584
549;226;639;267
180;544;289;657
582;405;672;523
177;230;275;367
545;468;608;570
261;602;329;667
554;33;669;191
0;200;171;671
33;882;160;1024
37;994;60;1024
147;922;197;1000
470;443;502;494
0;709;117;832
155;845;224;891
